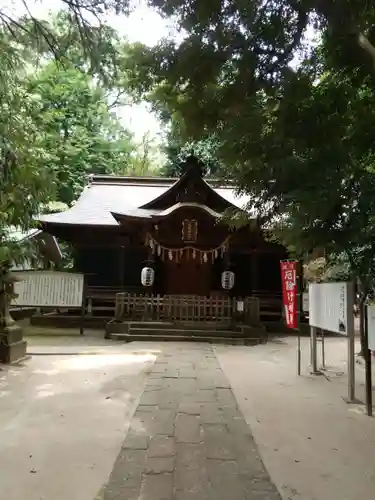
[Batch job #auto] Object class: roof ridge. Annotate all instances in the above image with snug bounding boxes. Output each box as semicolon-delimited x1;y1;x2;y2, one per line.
89;174;235;188
90;175;176;185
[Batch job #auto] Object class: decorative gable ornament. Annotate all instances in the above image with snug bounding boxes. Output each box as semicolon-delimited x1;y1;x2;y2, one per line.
181;219;198;242
221;270;235;290
141;267;155;287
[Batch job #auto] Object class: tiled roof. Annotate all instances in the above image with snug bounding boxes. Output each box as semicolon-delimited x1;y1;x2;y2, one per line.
6;227;62;264
38;177;251;227
6;227;41;241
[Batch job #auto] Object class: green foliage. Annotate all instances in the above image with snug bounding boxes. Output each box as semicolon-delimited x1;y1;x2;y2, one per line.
127;132;162;177
0;41;53;275
0;1;132;80
0;4;158;296
0;2;157;321
27;61;136;204
124;1;375;291
304;257;351;284
162;130;221;177
257;68;375;295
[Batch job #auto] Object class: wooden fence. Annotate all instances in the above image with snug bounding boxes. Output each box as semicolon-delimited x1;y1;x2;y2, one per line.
115;293;260;325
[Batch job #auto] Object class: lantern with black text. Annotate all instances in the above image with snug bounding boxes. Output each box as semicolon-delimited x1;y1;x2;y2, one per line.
141;267;155;287
221;270;235;290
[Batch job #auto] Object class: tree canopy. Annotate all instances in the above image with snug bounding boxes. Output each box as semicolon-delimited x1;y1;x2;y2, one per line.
124;1;375;265
0;1;131;79
119;0;375;355
27;61;136;204
0;45;53;273
162;126;221;177
0;5;158;299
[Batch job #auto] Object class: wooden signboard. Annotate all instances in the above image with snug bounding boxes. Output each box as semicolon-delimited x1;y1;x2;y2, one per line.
309;282;352;335
12;271;84;308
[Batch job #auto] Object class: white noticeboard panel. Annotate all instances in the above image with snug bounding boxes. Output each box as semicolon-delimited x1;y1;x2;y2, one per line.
12;271;84;308
302;292;309;313
367;304;375;351
309;282;352;335
236;301;244;312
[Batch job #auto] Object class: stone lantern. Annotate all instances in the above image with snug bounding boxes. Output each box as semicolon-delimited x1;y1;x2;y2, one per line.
0;272;27;363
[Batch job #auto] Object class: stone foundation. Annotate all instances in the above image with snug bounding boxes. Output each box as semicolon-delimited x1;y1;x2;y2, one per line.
0;323;27;364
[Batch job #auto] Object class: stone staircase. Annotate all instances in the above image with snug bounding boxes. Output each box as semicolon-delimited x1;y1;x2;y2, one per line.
106;321;267;345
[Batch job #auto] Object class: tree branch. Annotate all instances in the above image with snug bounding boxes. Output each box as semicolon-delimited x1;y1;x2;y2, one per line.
358;32;375;67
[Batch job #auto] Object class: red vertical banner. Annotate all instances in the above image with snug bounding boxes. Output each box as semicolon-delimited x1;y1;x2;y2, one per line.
280;260;298;329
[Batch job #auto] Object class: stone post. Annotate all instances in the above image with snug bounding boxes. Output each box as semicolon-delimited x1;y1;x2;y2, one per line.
0;274;27;364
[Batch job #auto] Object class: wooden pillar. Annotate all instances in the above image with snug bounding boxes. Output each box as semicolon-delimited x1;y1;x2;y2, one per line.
251;251;258;294
119;246;125;288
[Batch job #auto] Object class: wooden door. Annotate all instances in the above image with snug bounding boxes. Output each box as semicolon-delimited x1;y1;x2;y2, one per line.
165;256;211;295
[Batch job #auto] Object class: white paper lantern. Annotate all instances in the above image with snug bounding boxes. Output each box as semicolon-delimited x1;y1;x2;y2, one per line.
141;267;155;287
221;270;235;290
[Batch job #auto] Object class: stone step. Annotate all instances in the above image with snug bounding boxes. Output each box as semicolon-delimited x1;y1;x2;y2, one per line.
129;327;258;338
111;333;261;345
106;321;267;339
128;321;233;331
31;314;111;329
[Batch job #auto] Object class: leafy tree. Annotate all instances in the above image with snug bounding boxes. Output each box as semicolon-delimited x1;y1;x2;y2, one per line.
123;1;375;356
126;132;163;176
0;2;145;343
162;128;221;177
0;43;54;326
0;1;133;77
27;61;136;204
15;10;127;94
123;1;375;138
257;67;375;354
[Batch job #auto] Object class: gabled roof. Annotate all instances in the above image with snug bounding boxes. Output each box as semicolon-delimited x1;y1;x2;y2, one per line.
38;174;252;227
6;227;41;242
6;226;62;267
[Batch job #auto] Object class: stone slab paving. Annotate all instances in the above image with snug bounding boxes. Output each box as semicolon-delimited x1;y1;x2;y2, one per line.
103;344;281;500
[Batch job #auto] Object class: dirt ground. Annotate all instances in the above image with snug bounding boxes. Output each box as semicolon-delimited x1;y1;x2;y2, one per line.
0;335;158;500
216;336;375;500
1;332;375;500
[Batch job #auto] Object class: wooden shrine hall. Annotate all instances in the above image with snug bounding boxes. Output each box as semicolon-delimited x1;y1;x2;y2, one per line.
38;157;287;331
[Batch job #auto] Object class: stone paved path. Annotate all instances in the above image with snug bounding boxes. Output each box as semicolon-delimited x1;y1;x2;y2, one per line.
103;344;281;500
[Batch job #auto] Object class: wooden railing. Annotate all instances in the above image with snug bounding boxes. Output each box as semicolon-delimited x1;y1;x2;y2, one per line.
115;293;260;325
